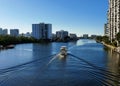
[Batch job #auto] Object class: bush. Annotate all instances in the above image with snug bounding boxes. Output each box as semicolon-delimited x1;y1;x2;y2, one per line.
112;41;117;47
0;35;36;46
102;36;110;44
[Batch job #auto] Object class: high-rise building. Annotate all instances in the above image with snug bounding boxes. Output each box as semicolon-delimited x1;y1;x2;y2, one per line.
107;0;120;41
83;34;88;39
10;29;19;36
69;33;77;39
32;23;52;39
91;35;97;39
0;28;2;35
2;29;8;35
104;23;109;36
56;30;68;39
0;28;8;35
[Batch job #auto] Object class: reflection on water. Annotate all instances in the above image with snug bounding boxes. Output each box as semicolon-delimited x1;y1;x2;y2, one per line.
0;39;119;86
106;48;120;73
104;47;120;85
32;43;53;58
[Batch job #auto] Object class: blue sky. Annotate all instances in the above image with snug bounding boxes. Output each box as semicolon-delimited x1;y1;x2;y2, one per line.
0;0;108;36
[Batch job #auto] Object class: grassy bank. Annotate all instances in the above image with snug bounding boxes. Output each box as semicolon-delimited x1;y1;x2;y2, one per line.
102;42;116;50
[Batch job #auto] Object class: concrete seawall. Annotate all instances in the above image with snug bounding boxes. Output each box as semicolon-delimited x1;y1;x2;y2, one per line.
102;42;120;54
102;42;116;50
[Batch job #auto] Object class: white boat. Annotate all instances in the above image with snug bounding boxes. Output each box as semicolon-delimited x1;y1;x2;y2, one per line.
0;45;3;49
58;46;67;59
6;45;15;49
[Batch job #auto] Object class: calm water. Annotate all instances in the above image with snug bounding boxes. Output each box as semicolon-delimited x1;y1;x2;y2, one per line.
0;39;119;86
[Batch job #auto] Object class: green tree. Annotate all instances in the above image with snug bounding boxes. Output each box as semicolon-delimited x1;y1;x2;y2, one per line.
116;32;120;46
102;36;110;44
116;32;120;41
96;36;103;42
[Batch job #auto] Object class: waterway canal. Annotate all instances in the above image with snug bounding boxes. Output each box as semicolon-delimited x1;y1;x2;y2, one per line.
0;39;119;86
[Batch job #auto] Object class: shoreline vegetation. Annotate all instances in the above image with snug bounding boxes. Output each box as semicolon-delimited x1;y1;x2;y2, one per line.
96;36;120;54
102;42;120;54
1;34;120;54
0;35;78;49
102;42;116;49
